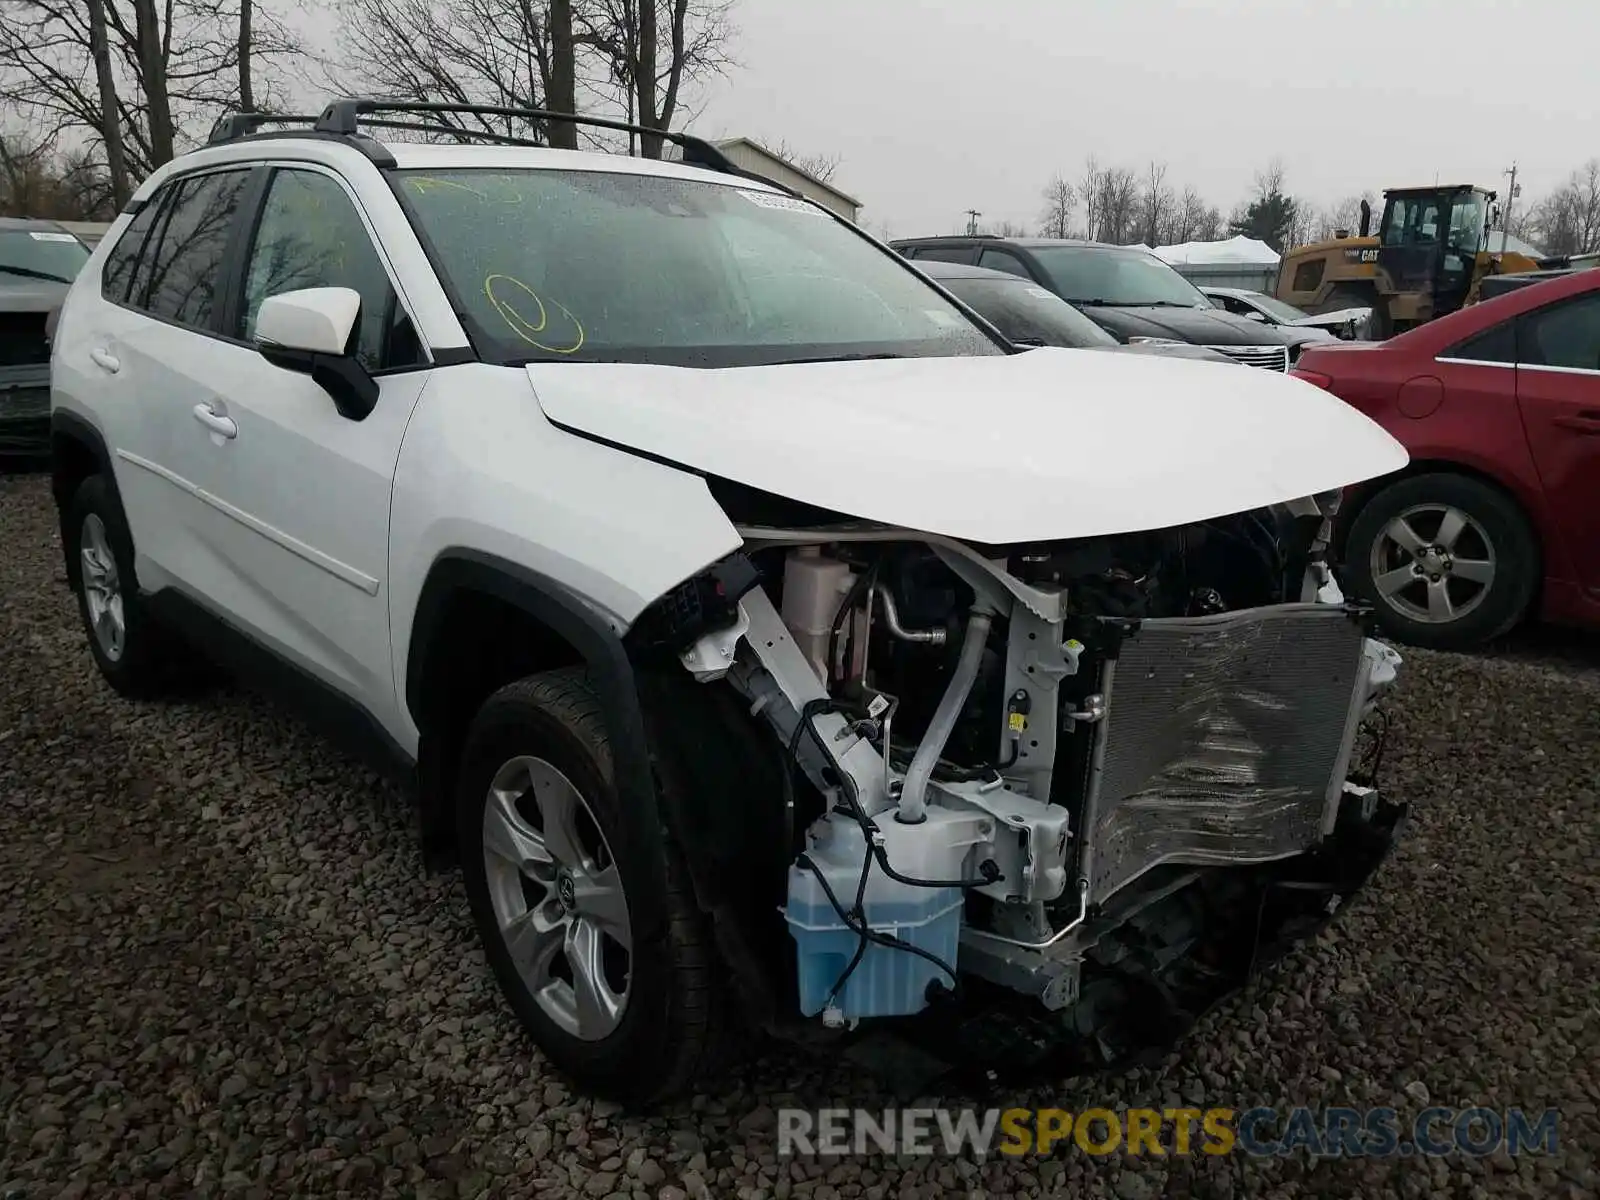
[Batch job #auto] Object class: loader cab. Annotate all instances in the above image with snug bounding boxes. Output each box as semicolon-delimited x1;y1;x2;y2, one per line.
1375;185;1494;326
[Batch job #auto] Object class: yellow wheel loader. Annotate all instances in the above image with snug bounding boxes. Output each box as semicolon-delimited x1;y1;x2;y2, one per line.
1276;185;1548;338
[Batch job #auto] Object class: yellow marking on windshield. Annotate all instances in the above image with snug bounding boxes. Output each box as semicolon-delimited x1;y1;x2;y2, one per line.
404;177;488;200
485;274;585;355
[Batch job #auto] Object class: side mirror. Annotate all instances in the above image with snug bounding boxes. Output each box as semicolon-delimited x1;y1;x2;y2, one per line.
254;287;378;421
1244;310;1268;322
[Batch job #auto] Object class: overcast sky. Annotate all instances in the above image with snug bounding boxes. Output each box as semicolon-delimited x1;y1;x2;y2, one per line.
291;0;1591;237
684;0;1591;237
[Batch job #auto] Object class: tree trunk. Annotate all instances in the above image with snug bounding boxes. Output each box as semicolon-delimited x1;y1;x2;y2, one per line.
545;0;577;149
132;0;176;166
86;0;132;207
634;0;661;158
238;0;254;111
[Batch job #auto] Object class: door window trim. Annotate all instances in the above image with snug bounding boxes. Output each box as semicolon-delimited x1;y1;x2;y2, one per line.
108;164;263;340
243;160;433;374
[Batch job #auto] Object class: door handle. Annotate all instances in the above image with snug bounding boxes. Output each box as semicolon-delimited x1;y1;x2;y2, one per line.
89;347;120;373
191;403;237;440
1553;411;1600;435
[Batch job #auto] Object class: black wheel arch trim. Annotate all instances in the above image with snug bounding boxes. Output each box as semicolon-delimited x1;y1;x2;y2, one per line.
407;548;670;931
49;409;123;584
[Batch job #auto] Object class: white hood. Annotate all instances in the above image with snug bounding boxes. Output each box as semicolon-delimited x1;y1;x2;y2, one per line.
526;347;1407;544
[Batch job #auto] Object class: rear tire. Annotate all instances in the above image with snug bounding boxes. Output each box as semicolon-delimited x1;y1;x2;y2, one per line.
1345;472;1538;650
65;476;214;698
456;669;731;1106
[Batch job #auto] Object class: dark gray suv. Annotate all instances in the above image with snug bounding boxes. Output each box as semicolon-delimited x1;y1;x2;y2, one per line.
892;235;1331;371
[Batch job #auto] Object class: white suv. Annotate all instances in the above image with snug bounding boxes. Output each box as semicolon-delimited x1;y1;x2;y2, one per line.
50;100;1410;1106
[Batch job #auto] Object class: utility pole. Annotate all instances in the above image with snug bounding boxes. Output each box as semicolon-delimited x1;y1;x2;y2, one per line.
1500;162;1520;254
964;209;981;235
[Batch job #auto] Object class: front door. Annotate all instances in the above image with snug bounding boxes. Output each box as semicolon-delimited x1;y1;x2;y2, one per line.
181;164;432;725
1515;290;1600;596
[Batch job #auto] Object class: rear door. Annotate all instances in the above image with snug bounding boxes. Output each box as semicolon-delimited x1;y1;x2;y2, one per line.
1514;290;1600;595
66;167;259;592
182;163;432;721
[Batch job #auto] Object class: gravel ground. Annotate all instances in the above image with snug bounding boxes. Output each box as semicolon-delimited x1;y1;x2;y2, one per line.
2;469;1597;1200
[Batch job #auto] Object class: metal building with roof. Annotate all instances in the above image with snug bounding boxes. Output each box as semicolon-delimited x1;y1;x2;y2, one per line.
709;138;863;223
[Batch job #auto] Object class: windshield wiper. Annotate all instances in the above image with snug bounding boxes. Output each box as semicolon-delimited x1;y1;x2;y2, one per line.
0;264;76;285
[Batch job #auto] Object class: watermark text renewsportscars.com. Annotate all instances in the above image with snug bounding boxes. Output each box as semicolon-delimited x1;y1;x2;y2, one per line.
776;1106;1560;1159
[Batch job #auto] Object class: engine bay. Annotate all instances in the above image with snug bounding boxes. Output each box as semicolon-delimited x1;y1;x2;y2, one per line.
630;486;1399;1035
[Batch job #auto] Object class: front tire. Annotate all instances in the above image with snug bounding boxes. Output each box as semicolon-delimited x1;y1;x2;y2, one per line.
1345;472;1538;650
456;670;730;1106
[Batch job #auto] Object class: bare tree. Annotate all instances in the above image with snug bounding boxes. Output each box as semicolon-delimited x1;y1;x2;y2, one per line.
338;0;573;144
85;0;130;206
0;131;116;219
0;0;303;184
985;218;1029;237
1094;166;1139;243
582;0;736;158
1528;160;1600;257
1036;173;1074;239
1139;160;1171;246
1163;185;1210;244
767;138;840;184
1078;154;1102;242
1315;192;1377;241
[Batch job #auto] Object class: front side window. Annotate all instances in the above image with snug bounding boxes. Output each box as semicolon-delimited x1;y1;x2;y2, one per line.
397;169;1001;366
138;168;254;327
1519;293;1600;371
239;169;419;371
0;228;90;286
1027;246;1210;308
944;277;1118;348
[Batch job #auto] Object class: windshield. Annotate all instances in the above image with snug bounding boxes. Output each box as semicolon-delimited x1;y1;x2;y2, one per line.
942;276;1118;348
0;228;90;285
1029;246;1209;307
1240;291;1312;322
396;169;1002;366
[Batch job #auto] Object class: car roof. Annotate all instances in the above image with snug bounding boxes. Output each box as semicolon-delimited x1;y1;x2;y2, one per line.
0;216;73;233
892;235;1122;251
1200;286;1258;298
910;260;1028;281
132;137;789;205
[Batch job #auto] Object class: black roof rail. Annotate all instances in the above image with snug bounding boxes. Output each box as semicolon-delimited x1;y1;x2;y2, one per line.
303;98;804;197
206;112;317;144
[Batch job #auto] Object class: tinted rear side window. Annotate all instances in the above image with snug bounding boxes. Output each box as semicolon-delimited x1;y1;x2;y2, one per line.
100;196;168;303
906;245;978;265
139;169;253;328
1448;321;1516;364
1518;292;1600;371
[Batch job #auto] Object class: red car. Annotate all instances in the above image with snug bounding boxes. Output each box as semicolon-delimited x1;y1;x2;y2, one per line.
1291;270;1600;650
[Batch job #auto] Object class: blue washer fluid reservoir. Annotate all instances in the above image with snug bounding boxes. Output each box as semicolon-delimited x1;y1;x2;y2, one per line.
785;805;988;1022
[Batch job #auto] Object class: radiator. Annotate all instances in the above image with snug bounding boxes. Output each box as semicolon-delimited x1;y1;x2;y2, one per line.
1079;604;1368;906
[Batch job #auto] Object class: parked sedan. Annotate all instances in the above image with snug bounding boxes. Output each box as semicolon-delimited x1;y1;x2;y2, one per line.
1292;270;1600;649
912;260;1238;364
1202;285;1369;341
1;217;91;461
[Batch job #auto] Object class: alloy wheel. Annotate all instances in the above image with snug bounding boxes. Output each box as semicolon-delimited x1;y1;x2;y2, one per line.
80;513;126;662
1369;503;1496;625
480;755;632;1041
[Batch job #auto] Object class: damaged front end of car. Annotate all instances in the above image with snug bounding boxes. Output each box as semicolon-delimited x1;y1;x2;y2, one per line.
622;481;1404;1083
